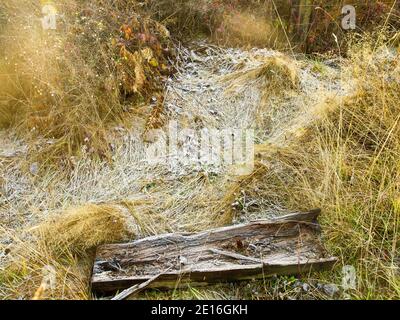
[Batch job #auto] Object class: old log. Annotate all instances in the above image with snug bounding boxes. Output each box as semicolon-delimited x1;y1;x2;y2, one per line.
91;209;337;294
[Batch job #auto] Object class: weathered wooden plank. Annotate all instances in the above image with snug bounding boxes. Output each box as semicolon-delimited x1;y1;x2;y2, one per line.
91;209;337;294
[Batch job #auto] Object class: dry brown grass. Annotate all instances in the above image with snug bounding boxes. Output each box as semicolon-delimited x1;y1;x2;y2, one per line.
222;54;299;95
146;0;288;49
2;36;399;300
220;35;400;299
0;179;237;299
1;0;399;301
0;203;139;299
0;0;174;167
35;204;137;254
212;11;285;48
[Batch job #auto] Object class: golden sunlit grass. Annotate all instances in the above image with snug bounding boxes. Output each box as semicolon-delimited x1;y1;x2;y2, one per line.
1;1;114;162
0;0;174;167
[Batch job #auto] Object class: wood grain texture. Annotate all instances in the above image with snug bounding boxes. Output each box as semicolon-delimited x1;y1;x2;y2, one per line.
91;209;337;294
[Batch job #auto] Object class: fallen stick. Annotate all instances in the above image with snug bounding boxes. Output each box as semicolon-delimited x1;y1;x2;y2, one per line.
111;273;164;300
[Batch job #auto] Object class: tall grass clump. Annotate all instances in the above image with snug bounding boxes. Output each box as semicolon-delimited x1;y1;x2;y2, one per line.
0;203;139;300
0;0;174;167
145;0;287;48
318;38;400;299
